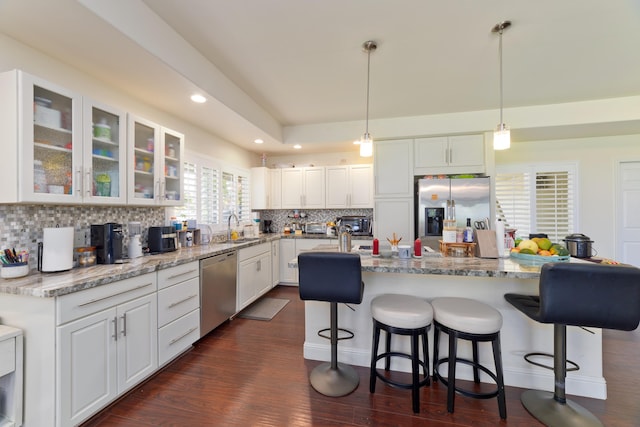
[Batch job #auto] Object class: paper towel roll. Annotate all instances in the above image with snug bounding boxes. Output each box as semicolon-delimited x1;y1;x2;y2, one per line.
42;227;74;272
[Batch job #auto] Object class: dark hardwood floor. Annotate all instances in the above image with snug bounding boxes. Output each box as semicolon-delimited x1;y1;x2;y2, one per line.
82;285;640;426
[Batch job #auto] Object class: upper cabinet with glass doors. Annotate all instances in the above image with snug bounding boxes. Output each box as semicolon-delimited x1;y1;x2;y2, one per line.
0;70;127;204
128;115;183;206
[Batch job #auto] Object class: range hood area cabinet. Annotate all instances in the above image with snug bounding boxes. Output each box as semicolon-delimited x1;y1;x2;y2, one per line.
325;164;373;209
0;69;184;206
281;167;325;209
414;135;485;175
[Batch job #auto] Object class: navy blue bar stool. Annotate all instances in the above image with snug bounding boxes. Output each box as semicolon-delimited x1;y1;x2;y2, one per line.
505;262;640;427
298;251;364;397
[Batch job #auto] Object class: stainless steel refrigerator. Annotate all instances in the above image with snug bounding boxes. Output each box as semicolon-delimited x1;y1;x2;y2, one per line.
415;176;491;239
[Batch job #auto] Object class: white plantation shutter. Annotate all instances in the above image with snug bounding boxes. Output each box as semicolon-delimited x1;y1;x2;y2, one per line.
496;163;577;242
222;171;235;223
201;165;219;225
175;162;197;219
237;173;250;223
535;171;574;243
495;172;532;237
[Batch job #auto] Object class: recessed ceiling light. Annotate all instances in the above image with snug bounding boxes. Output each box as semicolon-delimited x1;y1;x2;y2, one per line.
190;94;206;103
293;144;302;149
254;139;264;144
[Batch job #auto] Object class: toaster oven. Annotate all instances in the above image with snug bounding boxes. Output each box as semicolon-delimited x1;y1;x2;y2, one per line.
305;223;327;234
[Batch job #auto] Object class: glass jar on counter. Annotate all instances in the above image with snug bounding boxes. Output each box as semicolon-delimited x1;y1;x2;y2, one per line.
75;246;97;267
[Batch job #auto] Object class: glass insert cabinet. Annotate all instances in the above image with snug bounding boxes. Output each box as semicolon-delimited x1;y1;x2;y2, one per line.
0;70;183;206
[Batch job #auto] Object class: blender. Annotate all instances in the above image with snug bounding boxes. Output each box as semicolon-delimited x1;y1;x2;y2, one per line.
128;221;143;258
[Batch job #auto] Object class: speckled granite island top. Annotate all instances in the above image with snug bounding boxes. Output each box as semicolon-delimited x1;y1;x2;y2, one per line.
0;235;281;298
291;249;586;280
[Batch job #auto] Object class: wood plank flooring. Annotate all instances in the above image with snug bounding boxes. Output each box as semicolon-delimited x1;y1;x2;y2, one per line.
82;285;640;426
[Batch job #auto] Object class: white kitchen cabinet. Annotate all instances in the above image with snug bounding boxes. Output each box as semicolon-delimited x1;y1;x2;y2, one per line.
237;243;272;311
271;239;280;287
374;198;414;246
414;134;485;174
279;239;297;284
281;167;325;209
157;262;200;367
279;238;332;285
251;167;270;210
0;71;129;205
128;115;184;206
270;168;282;209
374;139;414;198
56;273;158;427
325;164;373;208
251;167;282;210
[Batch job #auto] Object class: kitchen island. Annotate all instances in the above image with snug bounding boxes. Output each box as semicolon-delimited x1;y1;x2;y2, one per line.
294;252;607;400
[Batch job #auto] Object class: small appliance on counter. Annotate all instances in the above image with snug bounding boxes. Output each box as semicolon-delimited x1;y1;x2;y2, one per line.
305;223;327;234
262;219;273;233
148;226;178;254
563;233;595;258
336;216;372;236
38;226;74;272
91;223;124;264
128;222;143;259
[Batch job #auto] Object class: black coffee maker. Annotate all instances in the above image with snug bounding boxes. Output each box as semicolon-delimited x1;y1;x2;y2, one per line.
263;220;273;233
91;223;124;264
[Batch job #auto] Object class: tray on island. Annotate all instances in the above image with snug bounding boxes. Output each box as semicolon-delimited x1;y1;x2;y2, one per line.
510;251;570;263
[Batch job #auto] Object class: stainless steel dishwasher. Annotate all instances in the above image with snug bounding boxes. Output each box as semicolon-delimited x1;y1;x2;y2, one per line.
200;251;237;337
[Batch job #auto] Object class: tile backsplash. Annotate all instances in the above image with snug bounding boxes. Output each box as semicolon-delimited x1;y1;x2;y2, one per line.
258;208;373;233
0;204;166;270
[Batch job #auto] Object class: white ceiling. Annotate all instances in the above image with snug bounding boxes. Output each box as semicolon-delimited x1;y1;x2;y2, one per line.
1;0;639;155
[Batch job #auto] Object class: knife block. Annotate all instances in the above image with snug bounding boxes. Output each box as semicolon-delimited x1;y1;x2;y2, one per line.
475;230;499;258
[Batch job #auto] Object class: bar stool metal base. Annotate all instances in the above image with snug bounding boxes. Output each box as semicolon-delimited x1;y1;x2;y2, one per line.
521;390;604;427
310;362;360;397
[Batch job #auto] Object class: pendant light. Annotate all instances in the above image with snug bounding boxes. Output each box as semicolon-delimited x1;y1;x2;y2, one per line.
492;21;511;150
359;40;377;157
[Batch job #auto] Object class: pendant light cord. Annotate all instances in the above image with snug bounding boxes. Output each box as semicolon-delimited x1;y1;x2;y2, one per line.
498;26;504;126
365;43;372;137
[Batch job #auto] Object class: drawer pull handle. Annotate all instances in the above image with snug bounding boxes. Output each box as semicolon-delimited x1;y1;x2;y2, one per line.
121;313;127;337
169;327;198;345
167;269;198;280
168;294;198;308
112;317;118;341
77;283;153;307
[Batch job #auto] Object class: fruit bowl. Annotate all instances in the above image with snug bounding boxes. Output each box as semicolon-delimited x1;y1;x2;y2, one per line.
510;251;569;263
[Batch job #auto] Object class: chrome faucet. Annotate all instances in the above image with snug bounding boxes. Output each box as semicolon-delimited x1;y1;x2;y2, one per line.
227;212;239;241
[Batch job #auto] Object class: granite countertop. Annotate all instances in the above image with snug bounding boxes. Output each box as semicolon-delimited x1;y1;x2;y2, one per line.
290;248;587;280
0;235;281;298
278;233;373;240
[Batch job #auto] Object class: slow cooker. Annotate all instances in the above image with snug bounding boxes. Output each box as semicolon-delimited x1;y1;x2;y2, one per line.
563;233;594;258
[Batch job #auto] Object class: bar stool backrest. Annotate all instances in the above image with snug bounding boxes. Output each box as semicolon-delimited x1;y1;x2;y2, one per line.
538;262;640;331
298;252;363;304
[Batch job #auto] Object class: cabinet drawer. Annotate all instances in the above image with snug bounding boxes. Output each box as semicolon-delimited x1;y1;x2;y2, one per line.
158;309;200;366
157;261;199;290
157;277;200;327
238;243;270;262
56;273;157;325
0;337;15;377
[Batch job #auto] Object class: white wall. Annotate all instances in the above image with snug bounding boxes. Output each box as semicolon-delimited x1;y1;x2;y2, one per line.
266;150;372;168
0;33;255;168
495;134;640;259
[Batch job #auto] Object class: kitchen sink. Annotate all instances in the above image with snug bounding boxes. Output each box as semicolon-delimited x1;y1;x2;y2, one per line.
229;238;260;244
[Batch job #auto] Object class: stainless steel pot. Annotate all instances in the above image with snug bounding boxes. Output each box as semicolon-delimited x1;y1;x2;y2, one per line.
563;233;594;258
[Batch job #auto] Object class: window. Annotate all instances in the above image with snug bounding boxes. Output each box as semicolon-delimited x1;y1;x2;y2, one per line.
174;152;249;229
495;163;577;242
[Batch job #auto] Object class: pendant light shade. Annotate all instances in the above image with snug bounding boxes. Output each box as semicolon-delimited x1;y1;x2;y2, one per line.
492;21;511;150
359;40;377;157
